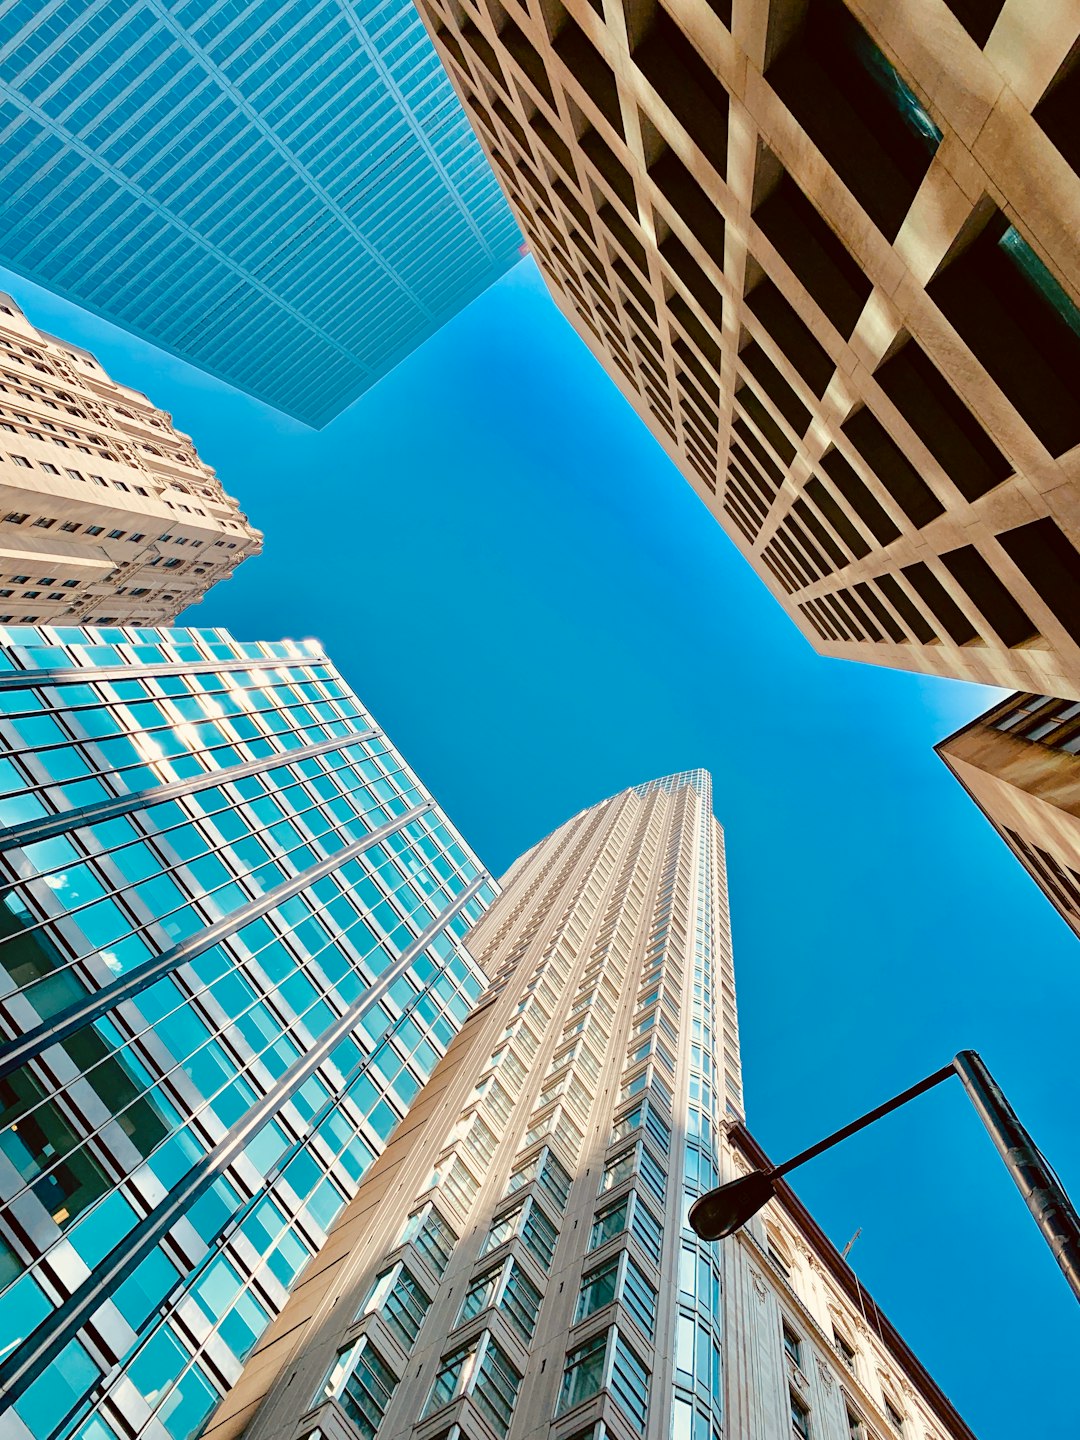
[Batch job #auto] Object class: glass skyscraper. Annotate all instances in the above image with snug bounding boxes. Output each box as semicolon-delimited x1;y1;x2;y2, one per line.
0;624;495;1440
208;771;975;1440
0;0;523;427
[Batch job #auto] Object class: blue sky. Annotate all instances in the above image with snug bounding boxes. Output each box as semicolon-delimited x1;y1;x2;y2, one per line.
5;257;1076;1438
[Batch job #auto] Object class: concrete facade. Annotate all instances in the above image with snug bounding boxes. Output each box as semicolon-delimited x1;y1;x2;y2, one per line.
938;691;1080;939
208;771;975;1440
0;295;261;624
416;0;1080;699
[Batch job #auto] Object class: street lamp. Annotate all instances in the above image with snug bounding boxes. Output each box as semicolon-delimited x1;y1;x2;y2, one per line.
688;1049;1080;1303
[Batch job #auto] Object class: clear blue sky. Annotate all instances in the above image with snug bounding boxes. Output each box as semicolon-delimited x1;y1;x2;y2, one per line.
5;257;1075;1438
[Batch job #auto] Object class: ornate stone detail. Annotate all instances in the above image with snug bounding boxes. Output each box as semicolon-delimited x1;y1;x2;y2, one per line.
750;1269;768;1300
815;1357;835;1390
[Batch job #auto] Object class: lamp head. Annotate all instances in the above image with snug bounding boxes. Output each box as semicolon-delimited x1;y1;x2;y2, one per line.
688;1170;776;1241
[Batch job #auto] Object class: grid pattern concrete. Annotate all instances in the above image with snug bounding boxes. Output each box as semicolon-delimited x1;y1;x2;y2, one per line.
416;0;1080;699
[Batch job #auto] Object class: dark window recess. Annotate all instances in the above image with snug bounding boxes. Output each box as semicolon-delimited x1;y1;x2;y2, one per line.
942;0;1005;46
552;179;594;236
581;124;636;209
728;474;768;523
874;337;1010;501
928;214;1080;456
461;20;507;92
675;338;717;397
598;204;648;275
634;9;729;176
820;591;861;640
876;572;936;642
495;10;556;106
551;11;624;136
660;236;724;328
854;580;906;641
836;586;883;641
805;476;870;559
679;369;719;426
764;541;804;593
704;0;732;27
434;21;468;76
842;407;944;527
753;169;871;337
725;496;758;543
532;114;576;178
901;561;978;643
740;342;811;434
997;516;1080;648
732;419;784;488
799;599;835;638
793;497;847;570
820;446;900;545
614;260;657;320
737;386;796;465
940;544;1039;647
766;0;940;240
769;532;816;589
649;146;726;263
730;443;778;505
493;99;529;153
745;278;835;396
784;515;830;579
1033;42;1080;179
670;297;723;374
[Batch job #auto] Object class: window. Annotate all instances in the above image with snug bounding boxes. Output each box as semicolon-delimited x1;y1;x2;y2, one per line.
883;1396;905;1432
3;512;28;524
85;525;103;536
399;1204;456;1276
590;1196;630;1251
834;1329;856;1372
557;1330;608;1415
11;454;31;467
576;1256;619;1323
365;1263;430;1352
425;1333;520;1438
322;1338;397;1440
791;1391;811;1439
482;1197;558;1268
783;1325;802;1365
107;529;125;540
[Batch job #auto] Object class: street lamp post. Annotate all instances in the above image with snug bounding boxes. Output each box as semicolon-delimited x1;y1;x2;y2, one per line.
688;1049;1080;1304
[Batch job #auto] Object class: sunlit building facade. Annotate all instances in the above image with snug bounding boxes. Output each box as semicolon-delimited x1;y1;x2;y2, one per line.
0;294;260;623
208;771;975;1440
938;691;1080;939
0;624;495;1440
0;0;522;426
418;0;1080;700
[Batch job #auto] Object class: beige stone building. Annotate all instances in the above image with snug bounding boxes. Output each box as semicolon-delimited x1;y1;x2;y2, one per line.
205;771;975;1440
0;293;261;625
938;692;1080;939
415;0;1080;701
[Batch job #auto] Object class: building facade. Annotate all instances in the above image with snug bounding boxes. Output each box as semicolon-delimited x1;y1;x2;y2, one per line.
417;0;1080;699
206;771;974;1440
0;624;496;1440
0;294;261;624
938;691;1080;939
0;0;523;427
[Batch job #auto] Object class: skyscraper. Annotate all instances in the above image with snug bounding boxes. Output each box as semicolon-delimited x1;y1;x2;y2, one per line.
0;293;261;624
938;692;1080;939
207;771;974;1440
0;623;496;1440
417;0;1080;699
0;0;523;427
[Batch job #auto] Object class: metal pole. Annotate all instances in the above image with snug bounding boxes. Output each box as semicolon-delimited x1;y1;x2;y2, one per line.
952;1049;1080;1304
771;1063;956;1178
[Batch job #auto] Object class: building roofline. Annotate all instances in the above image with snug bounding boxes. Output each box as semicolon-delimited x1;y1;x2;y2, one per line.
727;1122;979;1440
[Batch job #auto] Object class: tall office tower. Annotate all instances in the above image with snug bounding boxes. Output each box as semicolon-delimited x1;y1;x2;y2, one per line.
0;294;261;625
0;0;522;427
0;624;496;1440
417;0;1080;699
206;771;973;1440
938;692;1080;939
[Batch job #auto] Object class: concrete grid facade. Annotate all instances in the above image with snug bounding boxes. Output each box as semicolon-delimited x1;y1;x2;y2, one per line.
206;771;974;1440
415;0;1080;700
0;294;261;625
938;691;1080;940
0;0;523;426
0;624;496;1440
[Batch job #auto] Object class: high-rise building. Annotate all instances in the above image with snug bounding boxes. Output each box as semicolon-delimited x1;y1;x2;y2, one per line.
0;294;261;624
417;0;1080;700
0;623;496;1440
206;771;974;1440
0;0;523;427
938;691;1080;939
